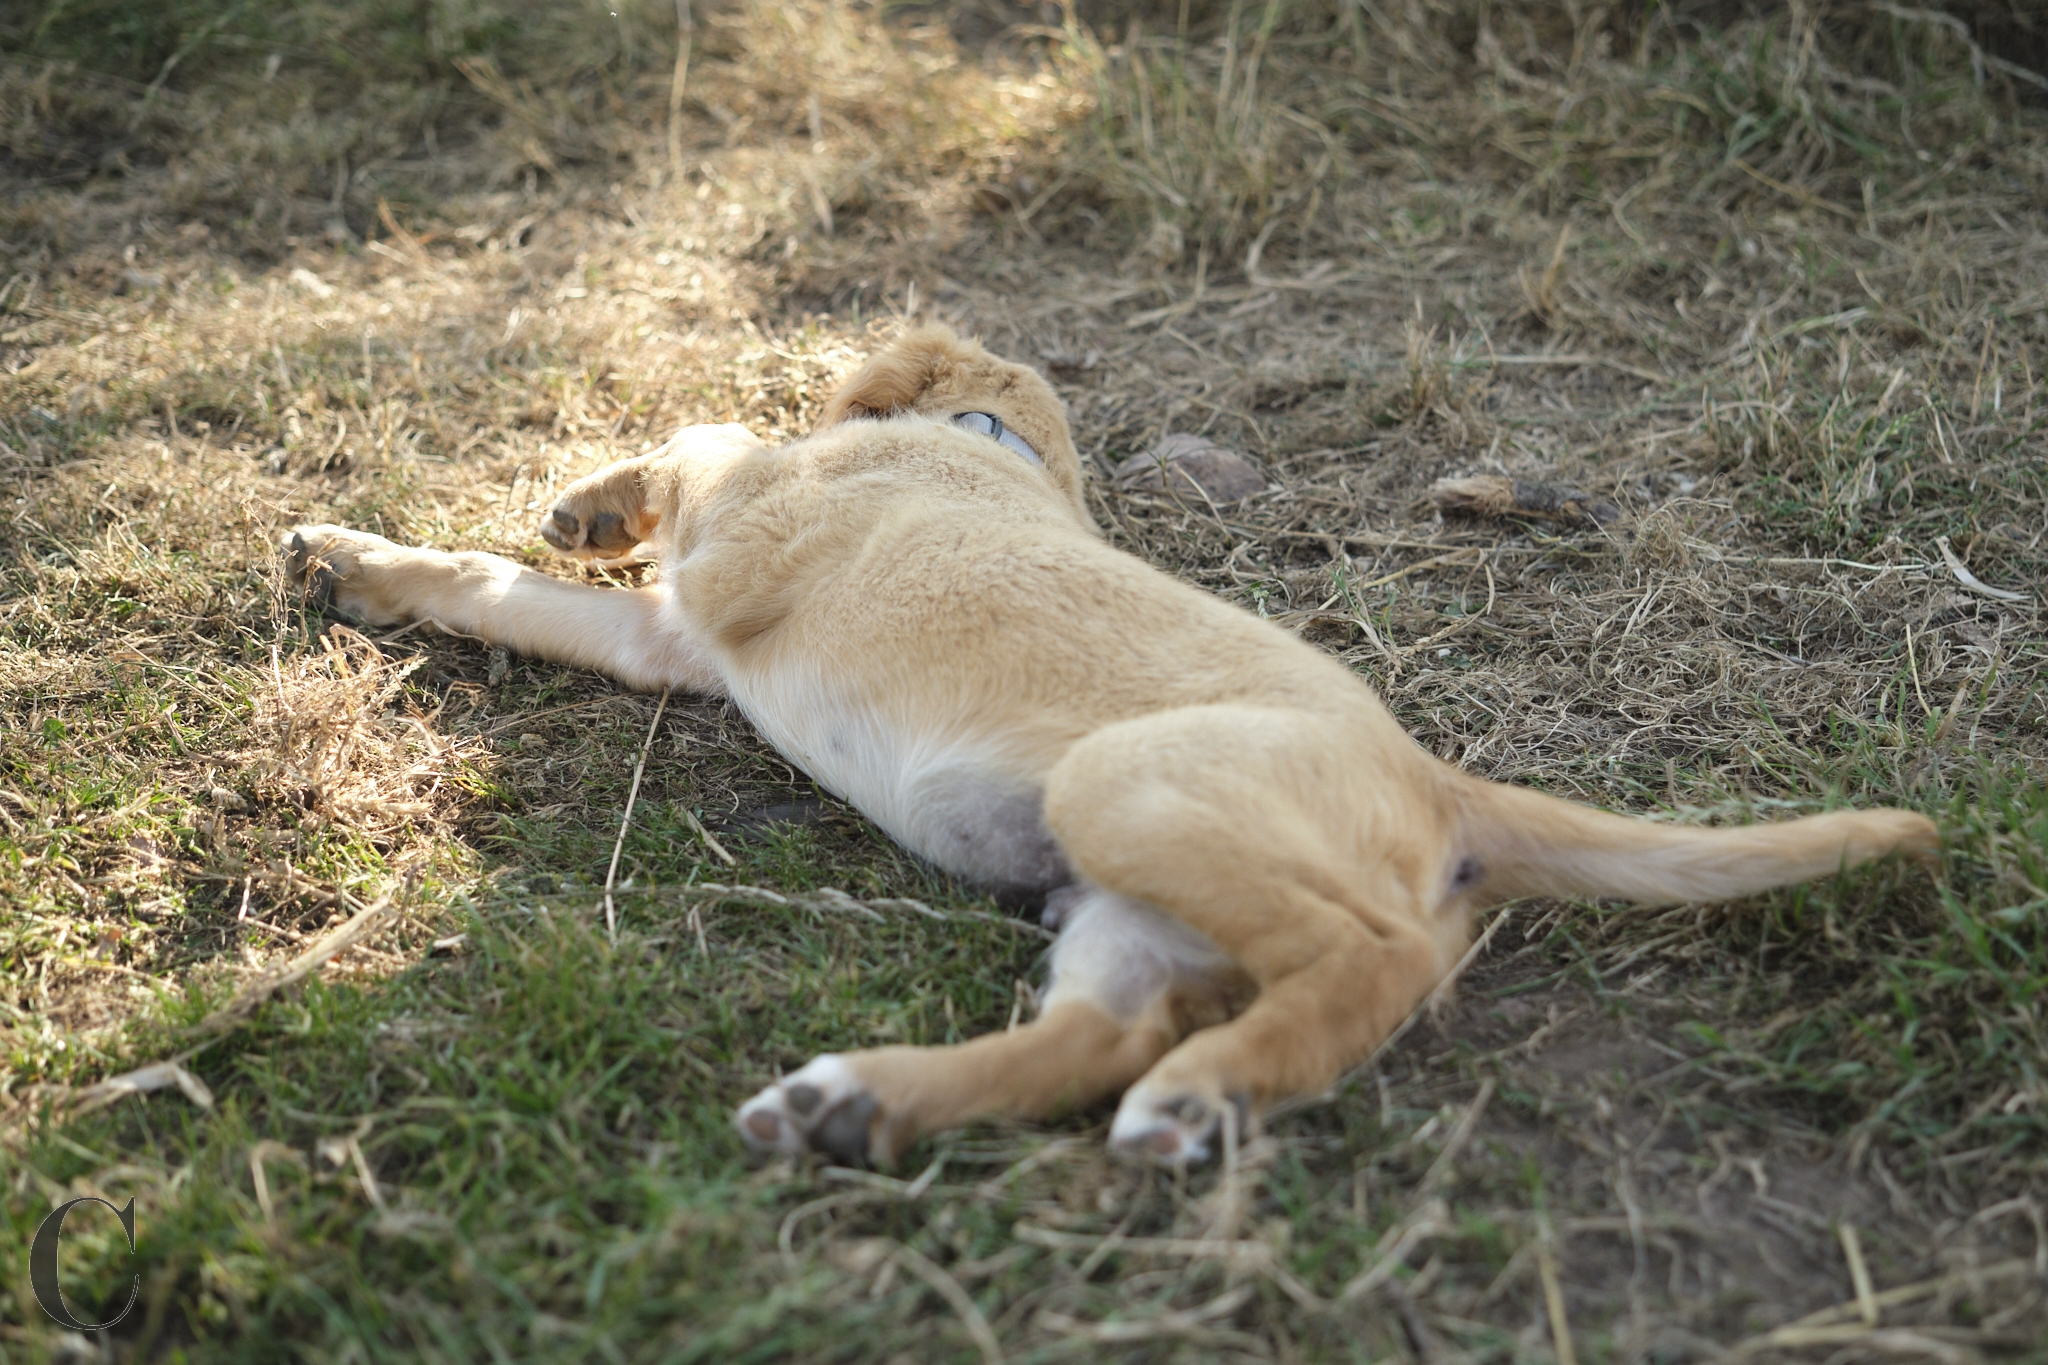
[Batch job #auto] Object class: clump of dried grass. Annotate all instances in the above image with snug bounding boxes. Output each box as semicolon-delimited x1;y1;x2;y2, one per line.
1627;501;1698;573
1055;3;1344;269
244;625;478;854
686;1;1084;296
0;445;484;1060
1033;0;2044;308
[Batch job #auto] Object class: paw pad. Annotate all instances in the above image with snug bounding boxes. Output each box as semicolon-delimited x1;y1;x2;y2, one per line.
539;502;641;558
1109;1086;1251;1166
736;1056;883;1165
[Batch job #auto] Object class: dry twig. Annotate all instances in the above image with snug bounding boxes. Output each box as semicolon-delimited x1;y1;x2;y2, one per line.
604;688;671;941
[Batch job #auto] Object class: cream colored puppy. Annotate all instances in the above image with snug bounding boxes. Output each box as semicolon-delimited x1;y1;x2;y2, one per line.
285;327;1938;1166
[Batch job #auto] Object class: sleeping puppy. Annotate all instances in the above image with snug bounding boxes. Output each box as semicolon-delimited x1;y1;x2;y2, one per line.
284;326;1938;1166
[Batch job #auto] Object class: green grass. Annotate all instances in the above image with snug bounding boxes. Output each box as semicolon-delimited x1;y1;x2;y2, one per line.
8;888;1054;1361
5;0;2047;1359
9;773;2042;1359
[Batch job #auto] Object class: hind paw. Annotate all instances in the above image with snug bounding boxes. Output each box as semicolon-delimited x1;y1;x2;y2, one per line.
737;1056;891;1166
1108;1079;1250;1166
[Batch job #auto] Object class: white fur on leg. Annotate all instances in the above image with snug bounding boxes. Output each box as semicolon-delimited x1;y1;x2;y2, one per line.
1038;886;1234;1022
1042;887;1246;1166
285;524;726;694
1108;1076;1241;1166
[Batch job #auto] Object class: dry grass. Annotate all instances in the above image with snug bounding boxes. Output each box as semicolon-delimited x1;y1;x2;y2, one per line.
3;1;2046;1360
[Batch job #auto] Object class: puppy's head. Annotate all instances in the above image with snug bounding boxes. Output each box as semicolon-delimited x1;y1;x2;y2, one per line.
819;325;1094;527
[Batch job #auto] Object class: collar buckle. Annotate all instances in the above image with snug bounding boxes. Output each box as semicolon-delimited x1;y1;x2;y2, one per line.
953;411;1042;465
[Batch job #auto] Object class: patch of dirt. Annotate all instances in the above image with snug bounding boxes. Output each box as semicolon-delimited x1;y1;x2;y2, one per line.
1335;941;2046;1354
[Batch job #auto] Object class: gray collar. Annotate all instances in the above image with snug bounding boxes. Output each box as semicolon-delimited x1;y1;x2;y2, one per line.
953;411;1041;465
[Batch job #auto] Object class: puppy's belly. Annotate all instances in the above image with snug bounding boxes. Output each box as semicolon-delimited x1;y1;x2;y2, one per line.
730;679;1067;893
900;770;1069;894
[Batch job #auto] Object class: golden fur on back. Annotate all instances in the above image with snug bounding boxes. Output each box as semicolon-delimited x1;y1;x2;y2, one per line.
285;326;1938;1166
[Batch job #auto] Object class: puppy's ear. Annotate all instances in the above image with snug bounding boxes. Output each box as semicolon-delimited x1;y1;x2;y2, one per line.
818;324;970;427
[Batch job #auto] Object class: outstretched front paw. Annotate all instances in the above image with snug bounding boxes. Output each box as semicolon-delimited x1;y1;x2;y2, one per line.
282;524;407;625
737;1056;894;1166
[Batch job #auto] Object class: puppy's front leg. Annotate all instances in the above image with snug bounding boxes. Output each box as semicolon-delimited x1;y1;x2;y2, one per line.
284;526;723;694
538;454;665;562
541;424;765;562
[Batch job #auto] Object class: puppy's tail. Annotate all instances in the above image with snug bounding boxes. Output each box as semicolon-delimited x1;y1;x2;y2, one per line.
1463;781;1938;906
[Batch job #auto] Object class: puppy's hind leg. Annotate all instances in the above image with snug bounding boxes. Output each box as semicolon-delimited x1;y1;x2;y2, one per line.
1044;705;1457;1164
736;889;1248;1167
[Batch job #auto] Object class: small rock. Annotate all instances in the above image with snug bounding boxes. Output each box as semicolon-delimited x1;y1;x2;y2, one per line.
1113;433;1265;506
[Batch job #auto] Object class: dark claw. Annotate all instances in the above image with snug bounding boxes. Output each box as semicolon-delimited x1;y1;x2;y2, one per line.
812;1093;876;1165
551;505;580;533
